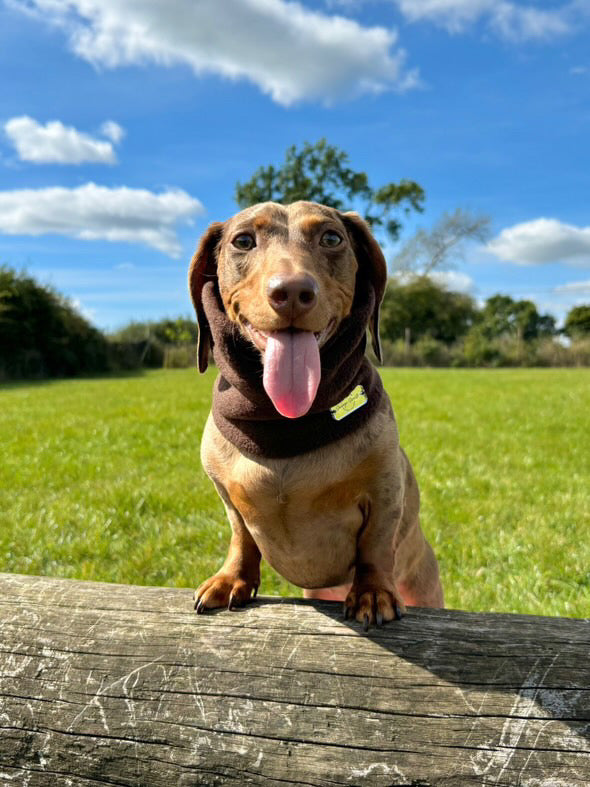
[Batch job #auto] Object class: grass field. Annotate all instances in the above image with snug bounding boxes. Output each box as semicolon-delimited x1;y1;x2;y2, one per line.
1;368;588;617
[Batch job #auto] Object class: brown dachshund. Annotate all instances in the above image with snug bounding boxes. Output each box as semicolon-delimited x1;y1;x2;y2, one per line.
189;201;443;629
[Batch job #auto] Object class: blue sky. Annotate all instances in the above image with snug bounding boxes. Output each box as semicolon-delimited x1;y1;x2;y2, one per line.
1;0;589;330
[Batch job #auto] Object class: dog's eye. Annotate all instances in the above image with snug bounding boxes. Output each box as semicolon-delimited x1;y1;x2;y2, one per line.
232;233;256;251
320;230;343;248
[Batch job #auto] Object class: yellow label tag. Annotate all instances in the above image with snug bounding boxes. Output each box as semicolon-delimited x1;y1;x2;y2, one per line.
330;385;368;422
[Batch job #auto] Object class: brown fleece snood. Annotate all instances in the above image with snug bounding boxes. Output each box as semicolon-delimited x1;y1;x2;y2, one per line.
201;276;385;459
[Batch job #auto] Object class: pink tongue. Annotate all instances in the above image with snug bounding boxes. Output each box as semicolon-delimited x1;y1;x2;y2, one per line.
263;331;321;419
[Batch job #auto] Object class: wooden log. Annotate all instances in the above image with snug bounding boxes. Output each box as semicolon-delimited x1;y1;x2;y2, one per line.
0;573;588;786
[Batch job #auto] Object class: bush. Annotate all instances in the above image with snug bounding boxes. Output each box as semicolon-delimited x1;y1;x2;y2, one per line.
461;331;505;367
413;335;453;366
378;334;590;368
535;338;572;367
108;338;165;371
0;266;110;380
379;337;455;367
381;275;478;346
563;305;590;339
110;317;197;345
568;338;590;366
163;343;197;369
108;318;198;370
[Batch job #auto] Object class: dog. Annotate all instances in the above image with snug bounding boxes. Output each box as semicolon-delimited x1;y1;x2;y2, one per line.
189;201;443;629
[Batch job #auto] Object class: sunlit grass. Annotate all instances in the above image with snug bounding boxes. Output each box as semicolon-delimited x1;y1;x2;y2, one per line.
1;368;588;617
385;369;590;618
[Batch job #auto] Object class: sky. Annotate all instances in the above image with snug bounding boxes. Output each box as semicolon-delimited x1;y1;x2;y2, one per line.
1;0;589;331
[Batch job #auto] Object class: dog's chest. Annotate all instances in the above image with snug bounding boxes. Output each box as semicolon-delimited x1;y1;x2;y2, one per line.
201;409;397;588
224;454;374;588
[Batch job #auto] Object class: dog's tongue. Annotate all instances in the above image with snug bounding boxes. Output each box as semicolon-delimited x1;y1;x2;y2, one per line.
263;331;321;419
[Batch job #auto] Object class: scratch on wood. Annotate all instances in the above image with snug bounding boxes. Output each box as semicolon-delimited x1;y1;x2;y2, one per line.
1;574;588;786
66;656;163;734
479;653;561;784
349;762;397;780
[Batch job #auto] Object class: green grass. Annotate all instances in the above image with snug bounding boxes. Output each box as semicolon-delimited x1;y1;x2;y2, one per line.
1;368;588;617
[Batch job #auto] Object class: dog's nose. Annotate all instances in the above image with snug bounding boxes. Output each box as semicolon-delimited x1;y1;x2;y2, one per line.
266;273;319;319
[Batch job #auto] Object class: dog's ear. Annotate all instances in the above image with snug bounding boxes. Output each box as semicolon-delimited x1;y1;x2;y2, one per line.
340;212;388;364
188;221;225;373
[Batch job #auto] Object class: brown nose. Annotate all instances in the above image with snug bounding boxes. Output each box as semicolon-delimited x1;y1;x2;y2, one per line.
266;273;319;319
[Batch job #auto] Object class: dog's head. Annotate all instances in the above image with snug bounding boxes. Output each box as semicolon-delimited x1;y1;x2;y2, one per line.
189;201;387;418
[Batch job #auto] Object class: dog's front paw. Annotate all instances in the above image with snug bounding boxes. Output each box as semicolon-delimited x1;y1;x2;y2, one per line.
344;579;405;631
194;572;259;614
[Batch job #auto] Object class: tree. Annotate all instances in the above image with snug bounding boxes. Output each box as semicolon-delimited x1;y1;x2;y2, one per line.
391;208;490;274
564;304;590;338
235;138;424;242
0;266;109;378
380;275;479;345
475;295;556;341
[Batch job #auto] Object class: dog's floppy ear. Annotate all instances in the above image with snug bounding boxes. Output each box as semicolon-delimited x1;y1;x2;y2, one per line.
188;221;225;373
340;212;388;364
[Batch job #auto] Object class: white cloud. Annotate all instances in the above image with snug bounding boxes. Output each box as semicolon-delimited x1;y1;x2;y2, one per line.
487;219;590;266
554;279;590;296
4;116;124;164
0;183;203;256
100;120;125;144
491;4;572;41
392;269;474;293
429;270;474;292
394;0;493;31
392;0;573;41
10;0;417;106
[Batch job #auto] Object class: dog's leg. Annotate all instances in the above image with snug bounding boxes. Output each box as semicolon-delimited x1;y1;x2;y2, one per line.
342;443;444;628
195;485;261;613
393;452;444;609
342;486;406;630
395;526;444;608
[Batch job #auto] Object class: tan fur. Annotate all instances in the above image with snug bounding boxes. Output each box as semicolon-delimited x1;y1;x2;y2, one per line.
214;202;358;339
190;201;443;626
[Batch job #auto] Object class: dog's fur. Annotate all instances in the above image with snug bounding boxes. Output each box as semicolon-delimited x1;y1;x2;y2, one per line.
189;201;443;626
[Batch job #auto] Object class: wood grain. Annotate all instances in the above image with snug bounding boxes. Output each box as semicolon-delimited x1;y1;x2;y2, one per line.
0;573;588;786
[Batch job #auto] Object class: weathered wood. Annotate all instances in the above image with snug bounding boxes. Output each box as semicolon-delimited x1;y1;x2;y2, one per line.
0;573;588;786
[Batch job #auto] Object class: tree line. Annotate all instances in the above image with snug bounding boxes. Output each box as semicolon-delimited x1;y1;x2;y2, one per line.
1;139;589;379
2;264;589;380
380;277;590;367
